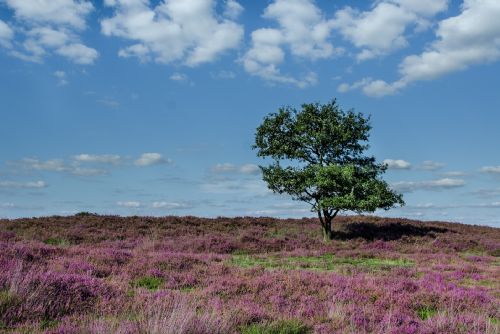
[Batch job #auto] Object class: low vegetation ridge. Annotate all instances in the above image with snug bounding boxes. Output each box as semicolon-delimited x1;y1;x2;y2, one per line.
0;215;498;333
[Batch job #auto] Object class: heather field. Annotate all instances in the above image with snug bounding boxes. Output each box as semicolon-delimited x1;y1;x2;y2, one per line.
0;215;498;334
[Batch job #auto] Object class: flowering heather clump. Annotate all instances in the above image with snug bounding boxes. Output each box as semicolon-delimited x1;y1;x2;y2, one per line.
0;261;114;326
0;215;498;333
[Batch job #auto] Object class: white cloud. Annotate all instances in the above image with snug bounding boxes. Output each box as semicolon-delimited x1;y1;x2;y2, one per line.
211;163;237;173
54;70;68;86
73;154;123;165
151;201;191;209
383;159;411;170
331;0;448;61
239;164;261;175
55;43;98;64
480;166;500;174
471;201;500;208
343;0;500;96
210;70;236;79
224;0;244;20
338;77;406;97
211;163;260;175
248;202;312;216
117;201;141;208
134;153;170;166
118;43;151;62
419;160;445;171
471;188;500;198
242;0;339;87
392;178;465;193
202;178;269;195
246;208;310;217
10;157;107;176
69;167;108;176
27;27;70;47
17;158;67;172
4;0;93;29
441;171;468;177
170;72;188;81
96;98;120;108
0;180;47;189
101;0;243;66
399;0;500;82
0;19;14;48
3;0;98;64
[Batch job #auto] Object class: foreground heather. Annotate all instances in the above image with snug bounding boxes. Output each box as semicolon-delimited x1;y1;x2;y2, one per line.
0;215;498;333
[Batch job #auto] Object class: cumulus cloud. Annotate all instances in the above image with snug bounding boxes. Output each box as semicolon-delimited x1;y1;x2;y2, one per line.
338;77;406;97
419;160;445;171
239;164;261;175
9;157;107;176
15;158;67;172
471;201;500;208
151;201;192;210
101;0;244;66
0;180;47;189
210;70;236;79
9;153;171;176
117;201;141;208
211;163;260;175
331;0;448;61
3;0;98;64
68;167;108;176
4;0;93;29
170;72;188;81
134;153;170;166
383;159;411;170
391;178;465;193
55;43;99;64
54;70;68;86
242;0;340;87
73;154;123;165
0;19;14;48
441;171;468;177
96;98;120;109
247;202;312;217
201;177;269;195
246;207;310;217
471;188;500;198
211;163;237;173
223;0;244;20
480;166;500;174
341;0;500;97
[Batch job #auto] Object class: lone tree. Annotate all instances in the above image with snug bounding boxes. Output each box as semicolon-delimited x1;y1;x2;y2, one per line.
253;99;404;241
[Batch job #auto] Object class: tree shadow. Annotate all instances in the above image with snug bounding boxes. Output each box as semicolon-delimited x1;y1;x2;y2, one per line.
332;222;449;241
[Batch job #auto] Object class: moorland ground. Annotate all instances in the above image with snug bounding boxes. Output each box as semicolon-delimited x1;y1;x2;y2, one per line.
0;214;498;333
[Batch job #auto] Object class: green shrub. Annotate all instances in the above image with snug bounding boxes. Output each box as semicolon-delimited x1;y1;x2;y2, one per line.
241;319;310;334
416;305;437;320
75;212;96;217
131;276;164;290
44;237;68;246
231;253;413;272
0;290;22;324
40;318;59;330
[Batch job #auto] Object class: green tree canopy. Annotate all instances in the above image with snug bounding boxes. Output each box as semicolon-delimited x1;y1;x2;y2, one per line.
253;99;404;240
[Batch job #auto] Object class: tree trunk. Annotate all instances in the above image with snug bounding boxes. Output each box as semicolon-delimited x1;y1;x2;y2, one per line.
318;209;338;242
319;210;333;242
322;219;332;241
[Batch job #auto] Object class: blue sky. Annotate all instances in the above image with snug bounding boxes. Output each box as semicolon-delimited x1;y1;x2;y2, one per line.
1;0;500;227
